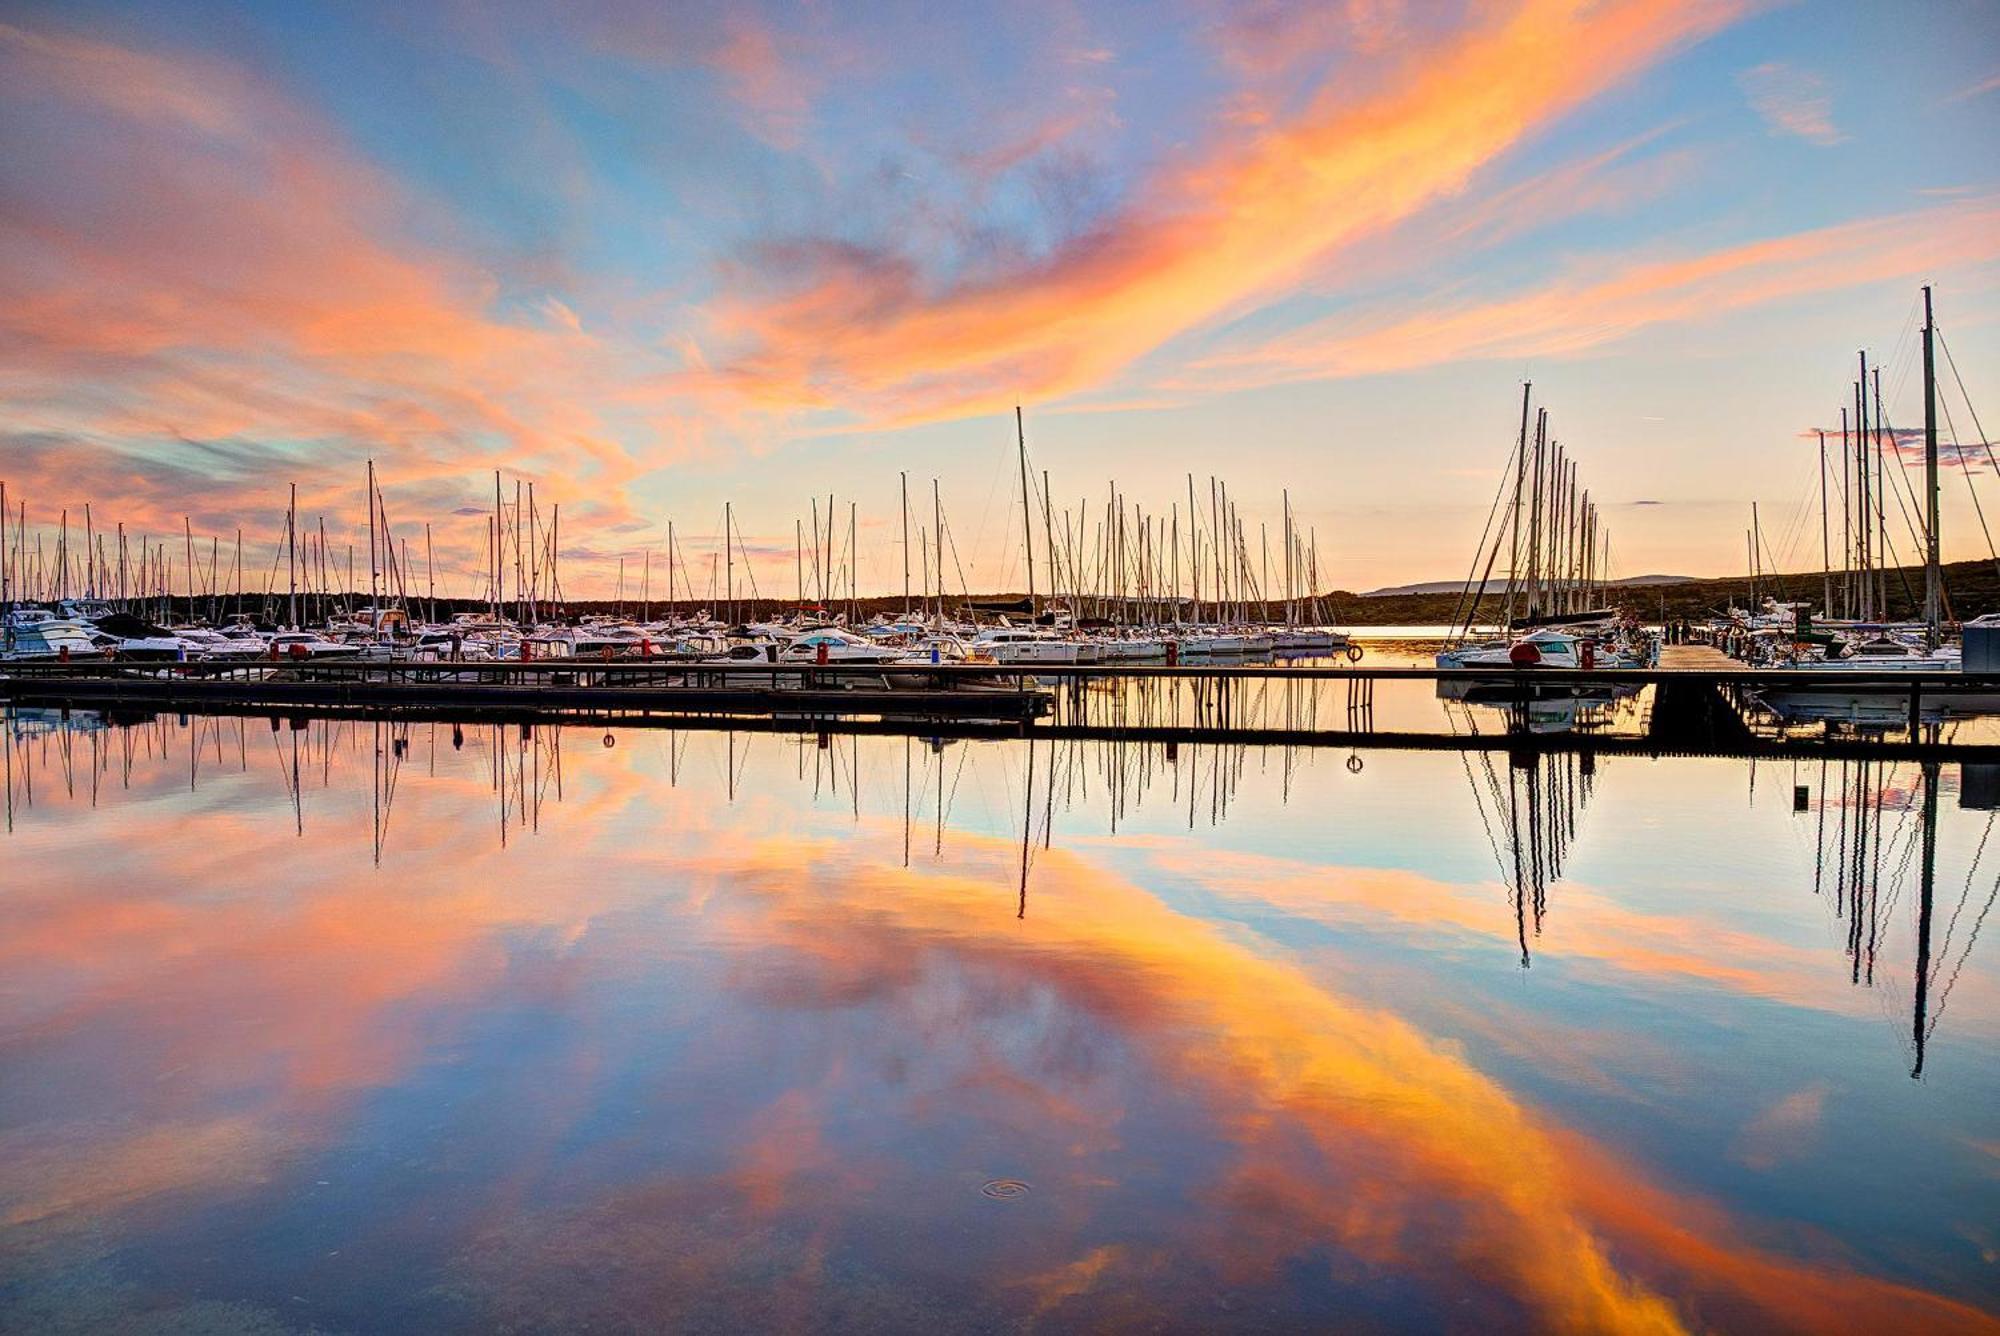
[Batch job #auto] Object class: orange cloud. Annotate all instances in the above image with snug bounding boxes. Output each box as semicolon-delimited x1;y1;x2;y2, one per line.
1120;843;1883;1015
1191;197;2000;388
697;0;1748;424
0;20;668;581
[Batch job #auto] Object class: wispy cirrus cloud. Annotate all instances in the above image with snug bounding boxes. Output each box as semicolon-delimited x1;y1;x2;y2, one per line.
1943;69;2000;104
693;0;1748;425
0;19;689;572
1183;198;2000;390
1737;61;1845;145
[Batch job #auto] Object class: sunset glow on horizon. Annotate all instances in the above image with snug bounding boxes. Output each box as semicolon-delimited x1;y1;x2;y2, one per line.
2;1;1996;599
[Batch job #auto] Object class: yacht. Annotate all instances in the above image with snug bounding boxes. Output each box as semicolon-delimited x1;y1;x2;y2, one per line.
84;613;200;661
266;630;359;659
2;609;105;661
1814;636;1959;671
969;627;1081;665
56;598;117;623
894;633;972;665
885;634;982;688
523;623;652;659
174;628;273;661
779;628;905;665
1437;627;1626;669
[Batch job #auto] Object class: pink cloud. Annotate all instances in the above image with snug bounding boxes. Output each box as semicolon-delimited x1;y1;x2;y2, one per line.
693;0;1749;426
1187;198;2000;389
0;19;686;582
1738;61;1845;146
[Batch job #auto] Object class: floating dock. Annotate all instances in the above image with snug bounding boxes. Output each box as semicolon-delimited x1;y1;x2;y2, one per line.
7;660;2000;746
0;662;1054;723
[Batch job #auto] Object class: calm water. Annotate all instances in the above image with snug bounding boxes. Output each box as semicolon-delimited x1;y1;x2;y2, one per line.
2;705;1996;1334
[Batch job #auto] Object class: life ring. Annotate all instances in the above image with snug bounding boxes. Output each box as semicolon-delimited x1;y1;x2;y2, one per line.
1346;754;1364;773
1345;643;1364;663
602;732;616;749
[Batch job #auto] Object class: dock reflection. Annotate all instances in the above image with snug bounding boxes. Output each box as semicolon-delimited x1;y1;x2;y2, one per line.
2;703;1996;1331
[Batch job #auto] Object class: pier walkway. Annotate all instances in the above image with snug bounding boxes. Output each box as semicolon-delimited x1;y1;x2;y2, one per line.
6;659;1999;755
1658;643;1740;670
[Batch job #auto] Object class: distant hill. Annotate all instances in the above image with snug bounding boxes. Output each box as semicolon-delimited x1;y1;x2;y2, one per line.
1359;573;1696;598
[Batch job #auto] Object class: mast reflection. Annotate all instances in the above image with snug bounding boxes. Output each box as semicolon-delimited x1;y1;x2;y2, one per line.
7;703;1993;1077
1804;756;1994;1079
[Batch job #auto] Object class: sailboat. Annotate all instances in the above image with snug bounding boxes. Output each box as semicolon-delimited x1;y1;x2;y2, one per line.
1437;385;1644;670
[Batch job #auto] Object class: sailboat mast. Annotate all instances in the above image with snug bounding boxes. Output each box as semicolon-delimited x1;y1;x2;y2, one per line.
1751;502;1762;607
286;485;297;628
1864;362;1880;620
1819;430;1832;616
1283;489;1294;627
1922;285;1941;645
1525;409;1547;620
1016;406;1036;618
1187;475;1200;619
1042;469;1057;623
514;479;525;625
492;470;503;620
1840;406;1853;618
1746;527;1755;607
1507;382;1531;626
1210;477;1222;619
367;459;380;628
1855;369;1871;621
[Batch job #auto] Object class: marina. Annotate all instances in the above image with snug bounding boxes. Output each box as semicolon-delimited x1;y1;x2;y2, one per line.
4;2;1998;1331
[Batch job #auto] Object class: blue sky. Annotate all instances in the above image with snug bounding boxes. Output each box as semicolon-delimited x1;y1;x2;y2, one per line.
1;0;1995;597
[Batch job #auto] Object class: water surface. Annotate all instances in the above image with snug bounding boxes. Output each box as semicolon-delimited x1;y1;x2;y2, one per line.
2;708;1995;1333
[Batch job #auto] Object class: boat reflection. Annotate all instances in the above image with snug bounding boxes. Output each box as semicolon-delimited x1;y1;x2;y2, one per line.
1;705;1996;1332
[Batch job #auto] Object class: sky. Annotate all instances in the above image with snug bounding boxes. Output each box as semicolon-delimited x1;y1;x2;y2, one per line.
1;0;1997;602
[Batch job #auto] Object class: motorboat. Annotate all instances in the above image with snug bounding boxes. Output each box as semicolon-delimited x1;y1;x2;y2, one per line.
1437;627;1628;669
83;613;201;661
779;628;905;665
56;599;117;623
174;628;277;661
523;623;655;659
1814;636;1959;671
265;630;359;659
886;634;993;689
2;609;104;661
894;633;972;666
970;627;1082;665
